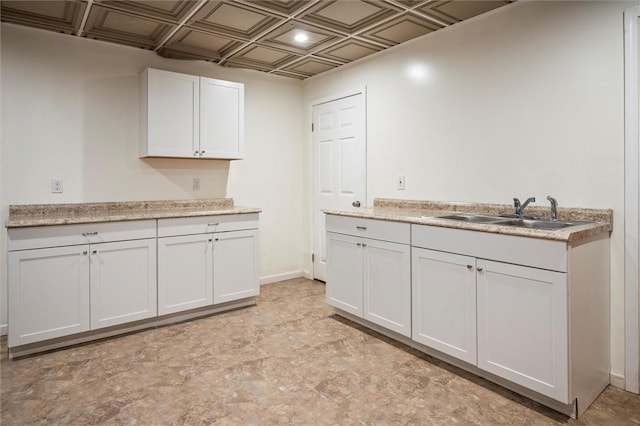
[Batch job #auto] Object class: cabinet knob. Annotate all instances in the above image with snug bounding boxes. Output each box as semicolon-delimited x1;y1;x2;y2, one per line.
200;151;205;156
208;239;212;242
194;151;199;156
357;243;361;247
82;251;88;255
467;265;473;270
92;250;97;254
362;243;367;247
477;267;484;272
215;238;219;241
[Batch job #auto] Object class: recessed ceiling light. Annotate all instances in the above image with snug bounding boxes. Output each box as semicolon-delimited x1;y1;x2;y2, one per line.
294;32;309;43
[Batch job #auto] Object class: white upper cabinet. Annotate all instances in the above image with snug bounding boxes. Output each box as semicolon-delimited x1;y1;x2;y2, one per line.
200;77;244;159
140;68;244;160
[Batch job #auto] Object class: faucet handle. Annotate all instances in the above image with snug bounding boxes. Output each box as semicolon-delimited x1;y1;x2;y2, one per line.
513;197;521;207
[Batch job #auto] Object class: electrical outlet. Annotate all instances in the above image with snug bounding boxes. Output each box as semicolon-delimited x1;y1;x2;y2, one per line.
51;179;63;193
193;178;201;191
397;175;405;190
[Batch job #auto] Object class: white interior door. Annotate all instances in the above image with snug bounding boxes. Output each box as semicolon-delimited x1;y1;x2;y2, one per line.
312;90;366;281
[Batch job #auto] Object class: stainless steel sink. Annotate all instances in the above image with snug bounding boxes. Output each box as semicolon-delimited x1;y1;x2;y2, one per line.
433;214;505;224
495;219;582;230
429;214;588;230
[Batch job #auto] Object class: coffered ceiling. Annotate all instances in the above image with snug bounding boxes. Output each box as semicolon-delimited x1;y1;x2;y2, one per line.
1;0;514;80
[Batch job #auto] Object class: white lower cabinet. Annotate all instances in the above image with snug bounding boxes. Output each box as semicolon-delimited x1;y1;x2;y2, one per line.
411;248;477;365
8;245;91;347
90;239;157;329
158;234;213;315
326;232;363;316
213;229;259;304
327;216;609;416
7;220;157;347
7;213;260;355
326;215;411;337
157;214;260;314
477;259;568;401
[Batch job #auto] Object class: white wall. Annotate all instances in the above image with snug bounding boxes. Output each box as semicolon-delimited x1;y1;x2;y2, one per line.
302;1;630;382
0;24;305;332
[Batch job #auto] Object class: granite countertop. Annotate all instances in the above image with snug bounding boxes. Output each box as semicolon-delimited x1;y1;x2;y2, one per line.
324;198;613;243
5;198;261;228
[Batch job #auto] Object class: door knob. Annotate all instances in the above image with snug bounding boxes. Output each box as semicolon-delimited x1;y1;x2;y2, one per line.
352;201;361;207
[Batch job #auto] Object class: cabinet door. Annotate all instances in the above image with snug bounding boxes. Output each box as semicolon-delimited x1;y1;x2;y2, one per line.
477;259;569;402
213;229;259;304
363;239;411;337
8;246;90;347
158;234;213;315
90;239;157;329
146;69;200;157
326;232;363;316
200;77;244;159
412;248;477;364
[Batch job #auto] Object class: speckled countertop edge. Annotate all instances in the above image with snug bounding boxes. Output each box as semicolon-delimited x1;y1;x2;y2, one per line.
5;198;261;228
325;198;613;243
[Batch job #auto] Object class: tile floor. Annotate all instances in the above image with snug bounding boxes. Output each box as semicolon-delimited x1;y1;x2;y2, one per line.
1;278;639;425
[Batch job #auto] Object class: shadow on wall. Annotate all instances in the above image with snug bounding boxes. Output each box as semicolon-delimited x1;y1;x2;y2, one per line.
82;75;230;201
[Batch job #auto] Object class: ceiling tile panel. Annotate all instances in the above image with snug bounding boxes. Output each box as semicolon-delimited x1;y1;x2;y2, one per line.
315;38;382;63
416;1;510;25
281;56;339;77
225;44;302;70
97;0;202;23
360;12;443;46
235;0;311;17
298;0;402;34
270;70;307;80
257;21;342;55
159;28;244;61
83;5;175;49
0;0;86;34
188;1;284;40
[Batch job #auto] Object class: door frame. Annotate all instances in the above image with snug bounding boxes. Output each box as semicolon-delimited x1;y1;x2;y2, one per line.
624;5;640;394
309;87;367;281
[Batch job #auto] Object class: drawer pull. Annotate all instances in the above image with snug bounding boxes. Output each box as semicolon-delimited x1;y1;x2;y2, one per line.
82;232;98;236
356;226;367;231
207;223;220;226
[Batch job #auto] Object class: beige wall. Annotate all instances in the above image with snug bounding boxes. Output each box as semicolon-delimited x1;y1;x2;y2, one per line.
0;24;306;332
302;1;630;381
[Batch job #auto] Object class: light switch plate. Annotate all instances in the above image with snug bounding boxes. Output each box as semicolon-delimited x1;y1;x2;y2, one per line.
397;175;405;190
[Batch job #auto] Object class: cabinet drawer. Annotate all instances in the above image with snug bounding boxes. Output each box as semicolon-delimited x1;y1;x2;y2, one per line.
412;224;567;272
158;213;259;237
8;220;157;251
326;214;410;245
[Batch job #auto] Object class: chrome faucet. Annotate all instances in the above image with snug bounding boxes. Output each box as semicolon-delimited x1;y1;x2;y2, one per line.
513;197;536;218
547;195;558;221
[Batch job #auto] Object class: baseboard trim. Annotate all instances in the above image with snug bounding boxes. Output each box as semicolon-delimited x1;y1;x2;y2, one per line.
260;271;305;285
303;270;312;280
610;371;626;389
